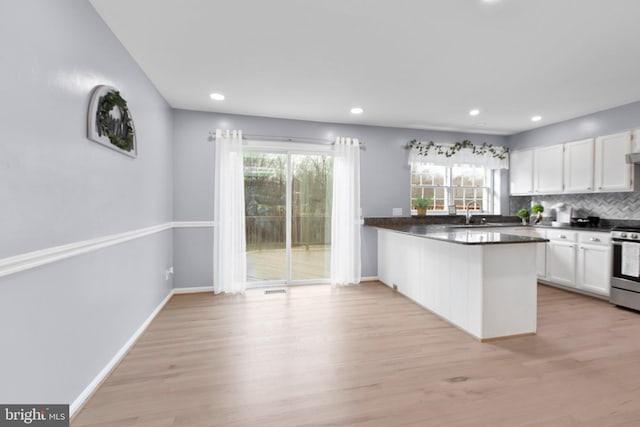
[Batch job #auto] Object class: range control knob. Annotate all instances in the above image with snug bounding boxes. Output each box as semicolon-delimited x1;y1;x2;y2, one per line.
621;232;628;238
632;233;639;239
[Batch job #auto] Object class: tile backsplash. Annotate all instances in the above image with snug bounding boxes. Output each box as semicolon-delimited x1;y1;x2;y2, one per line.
510;192;640;219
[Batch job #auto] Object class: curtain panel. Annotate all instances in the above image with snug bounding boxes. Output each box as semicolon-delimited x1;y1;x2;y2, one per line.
330;137;361;286
213;129;247;294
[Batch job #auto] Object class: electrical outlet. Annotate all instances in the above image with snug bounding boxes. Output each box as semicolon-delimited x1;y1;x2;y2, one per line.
392;283;398;291
392;208;403;216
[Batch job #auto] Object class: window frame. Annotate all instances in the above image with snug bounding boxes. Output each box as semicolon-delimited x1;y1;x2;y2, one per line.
410;164;495;215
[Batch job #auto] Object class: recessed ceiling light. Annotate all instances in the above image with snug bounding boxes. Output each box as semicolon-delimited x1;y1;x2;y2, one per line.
531;115;542;122
469;109;480;116
350;107;363;114
209;93;225;101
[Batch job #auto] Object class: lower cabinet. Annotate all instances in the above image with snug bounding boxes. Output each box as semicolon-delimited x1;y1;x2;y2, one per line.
546;240;577;287
506;227;611;297
576;241;611;297
502;227;547;278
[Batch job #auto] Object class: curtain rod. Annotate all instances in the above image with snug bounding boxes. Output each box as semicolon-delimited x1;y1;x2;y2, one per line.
207;132;365;146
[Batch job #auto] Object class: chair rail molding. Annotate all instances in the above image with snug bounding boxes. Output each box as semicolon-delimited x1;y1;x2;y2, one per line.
0;223;173;278
172;221;214;228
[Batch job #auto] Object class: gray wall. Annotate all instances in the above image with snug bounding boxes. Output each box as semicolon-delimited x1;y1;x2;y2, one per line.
508;101;640;218
509;101;640;151
0;1;173;404
172;109;508;285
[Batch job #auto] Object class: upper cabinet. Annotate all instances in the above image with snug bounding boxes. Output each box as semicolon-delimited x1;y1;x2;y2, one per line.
509;130;636;195
563;138;594;193
509;150;533;195
533;145;564;193
594;131;633;192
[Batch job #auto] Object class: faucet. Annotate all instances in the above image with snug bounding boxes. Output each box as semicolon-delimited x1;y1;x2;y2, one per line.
465;201;481;224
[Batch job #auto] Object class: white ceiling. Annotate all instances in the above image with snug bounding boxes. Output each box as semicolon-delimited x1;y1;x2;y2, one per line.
90;0;640;135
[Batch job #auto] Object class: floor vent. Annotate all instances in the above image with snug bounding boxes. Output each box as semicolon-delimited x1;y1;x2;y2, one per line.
265;289;287;295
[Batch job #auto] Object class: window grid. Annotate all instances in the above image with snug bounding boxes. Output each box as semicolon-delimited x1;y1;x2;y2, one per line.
411;165;492;214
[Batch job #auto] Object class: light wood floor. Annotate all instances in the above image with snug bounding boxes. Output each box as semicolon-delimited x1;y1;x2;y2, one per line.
73;283;640;427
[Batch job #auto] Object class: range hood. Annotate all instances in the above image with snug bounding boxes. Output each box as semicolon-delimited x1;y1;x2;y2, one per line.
626;152;640;164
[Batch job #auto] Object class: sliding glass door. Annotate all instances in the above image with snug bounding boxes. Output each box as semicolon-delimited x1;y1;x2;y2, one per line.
244;151;333;285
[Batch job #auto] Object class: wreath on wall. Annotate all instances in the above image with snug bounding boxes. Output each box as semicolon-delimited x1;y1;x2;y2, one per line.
96;90;135;152
406;139;509;160
87;85;137;157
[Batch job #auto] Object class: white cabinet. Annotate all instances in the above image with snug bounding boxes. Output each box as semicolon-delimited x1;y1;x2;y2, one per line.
502;227;546;278
563;138;594;193
594;131;633;192
508;129;637;196
546;230;577;287
576;232;611;296
509;150;534;195
532;229;547;278
533;145;564;193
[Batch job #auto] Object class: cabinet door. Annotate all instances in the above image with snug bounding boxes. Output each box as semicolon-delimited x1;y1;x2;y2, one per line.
594;131;632;192
546;240;576;286
577;244;611;296
509;150;533;195
564;138;594;193
534;145;564;194
536;242;546;278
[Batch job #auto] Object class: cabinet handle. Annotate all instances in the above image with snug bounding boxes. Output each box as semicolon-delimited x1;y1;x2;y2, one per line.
589;237;600;242
598;186;603;190
559;234;566;239
587;187;591;190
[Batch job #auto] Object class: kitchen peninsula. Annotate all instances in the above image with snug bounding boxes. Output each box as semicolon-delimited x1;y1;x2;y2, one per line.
374;223;548;341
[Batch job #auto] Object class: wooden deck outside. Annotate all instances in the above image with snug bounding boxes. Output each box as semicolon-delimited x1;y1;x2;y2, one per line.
247;245;330;281
72;283;640;426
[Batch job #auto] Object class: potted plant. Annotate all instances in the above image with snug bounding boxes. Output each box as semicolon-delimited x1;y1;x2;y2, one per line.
517;208;530;225
414;196;432;216
532;203;544;224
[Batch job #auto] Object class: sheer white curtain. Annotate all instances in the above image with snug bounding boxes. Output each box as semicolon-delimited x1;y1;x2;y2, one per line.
213;129;247;294
331;137;361;286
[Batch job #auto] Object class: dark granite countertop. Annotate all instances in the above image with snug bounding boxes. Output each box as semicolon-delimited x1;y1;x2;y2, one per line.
363;216;637;232
376;224;548;245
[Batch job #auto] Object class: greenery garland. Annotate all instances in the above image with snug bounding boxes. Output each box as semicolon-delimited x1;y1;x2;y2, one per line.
96;90;135;152
406;139;509;160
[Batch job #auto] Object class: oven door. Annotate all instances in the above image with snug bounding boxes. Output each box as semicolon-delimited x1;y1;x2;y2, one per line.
612;240;640;292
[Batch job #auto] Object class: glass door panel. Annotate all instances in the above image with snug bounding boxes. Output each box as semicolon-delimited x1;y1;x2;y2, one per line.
291;154;333;280
244;152;287;281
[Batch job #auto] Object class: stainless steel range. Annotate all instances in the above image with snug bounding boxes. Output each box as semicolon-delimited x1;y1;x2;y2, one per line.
611;226;640;311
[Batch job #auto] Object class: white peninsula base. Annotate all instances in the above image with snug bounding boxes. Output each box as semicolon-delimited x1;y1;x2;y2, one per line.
378;229;538;341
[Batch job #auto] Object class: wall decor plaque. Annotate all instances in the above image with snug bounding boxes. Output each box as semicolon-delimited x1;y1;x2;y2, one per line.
87;85;137;157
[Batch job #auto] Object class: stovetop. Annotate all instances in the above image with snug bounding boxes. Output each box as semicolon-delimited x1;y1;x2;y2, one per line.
612;226;640;241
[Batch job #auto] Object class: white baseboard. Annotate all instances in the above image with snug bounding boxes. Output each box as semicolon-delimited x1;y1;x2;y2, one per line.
70;288;175;419
173;286;213;294
361;276;379;282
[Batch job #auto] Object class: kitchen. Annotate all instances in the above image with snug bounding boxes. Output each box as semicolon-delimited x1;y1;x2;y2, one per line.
5;1;640;426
